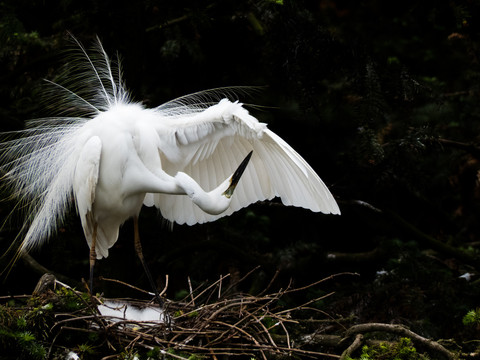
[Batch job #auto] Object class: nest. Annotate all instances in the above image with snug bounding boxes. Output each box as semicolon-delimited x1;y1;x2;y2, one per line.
1;269;461;359
3;270;353;359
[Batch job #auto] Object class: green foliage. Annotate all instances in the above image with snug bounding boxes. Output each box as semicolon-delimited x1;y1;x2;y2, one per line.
165;348;205;360
0;290;99;359
0;306;47;360
120;349;141;360
350;338;429;360
75;343;96;356
146;347;162;358
463;309;480;326
55;286;91;312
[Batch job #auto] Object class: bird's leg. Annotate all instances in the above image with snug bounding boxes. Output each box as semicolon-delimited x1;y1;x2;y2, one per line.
133;216;164;307
89;223;98;294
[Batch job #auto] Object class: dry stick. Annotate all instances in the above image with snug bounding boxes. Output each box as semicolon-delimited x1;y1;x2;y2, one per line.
345;323;455;360
278;305;331;322
238;297;244;318
266;314;296;330
249;311;278;349
0;294;30;300
51;313;104;336
99;276;152;295
201;301;256;345
187;276;195;306
191;281;339;355
386;210;478;268
204;274;229;305
151;331;259;355
437;138;480;159
226;293;281;326
20;252;78;286
47;325;68;359
205;294;282;347
211;320;268;360
101;355;123;360
172;297;248;345
159;275;169;297
190;297;256;346
125;334;142;352
186;274;231;306
118;322;338;359
257;269;280;296
276;292;336;316
201;340;340;359
99;275;169;298
340;334;363;360
105;319;166;331
278;320;291;350
253;343;341;358
223;265;261;294
283;272;359;294
154;328;333;359
218;274;223;299
205;298;263;322
56;325;100;334
171;298;243;345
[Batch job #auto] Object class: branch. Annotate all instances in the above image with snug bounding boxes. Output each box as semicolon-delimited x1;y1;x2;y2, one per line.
21;252;81;288
345;323;456;360
438;138;480;159
347;200;480;269
340;334;363;360
386;210;479;268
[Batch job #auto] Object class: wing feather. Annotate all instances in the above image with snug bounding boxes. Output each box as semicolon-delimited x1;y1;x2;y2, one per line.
147;99;340;225
73;136;102;252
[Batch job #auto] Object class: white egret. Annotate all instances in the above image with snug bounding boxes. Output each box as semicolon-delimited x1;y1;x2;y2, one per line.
0;37;340;300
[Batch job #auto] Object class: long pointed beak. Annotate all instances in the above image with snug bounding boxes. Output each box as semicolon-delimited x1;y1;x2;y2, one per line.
223;151;253;198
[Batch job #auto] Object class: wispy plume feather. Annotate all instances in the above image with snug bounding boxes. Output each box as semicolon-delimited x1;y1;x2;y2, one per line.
0;35;130;259
0;35;258;263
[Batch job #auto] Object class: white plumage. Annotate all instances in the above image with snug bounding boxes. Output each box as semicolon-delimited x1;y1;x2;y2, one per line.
1;37;340;266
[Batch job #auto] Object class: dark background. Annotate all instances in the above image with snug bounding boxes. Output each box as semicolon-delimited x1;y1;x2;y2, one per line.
1;0;480;343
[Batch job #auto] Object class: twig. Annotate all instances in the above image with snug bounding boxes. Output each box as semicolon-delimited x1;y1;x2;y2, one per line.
186;274;231;306
218;274;223;299
211;320;269;360
187;276;195;306
99;276;152;295
283;272;359;294
257;269;280;296
386;210;479;268
345;323;456;360
20;252;79;286
340;333;363;360
159;274;169;297
0;294;30;301
276;292;336;315
251;311;278;349
223;265;261;294
146;15;189;32
278;320;291;350
437;138;480;159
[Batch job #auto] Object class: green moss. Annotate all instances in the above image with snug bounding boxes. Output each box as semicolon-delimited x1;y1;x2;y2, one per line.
349;338;429;360
463;309;480;327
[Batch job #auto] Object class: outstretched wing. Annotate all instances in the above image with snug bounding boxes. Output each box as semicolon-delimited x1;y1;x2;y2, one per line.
146;99;340;225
